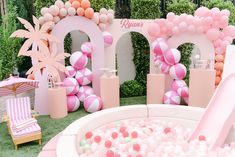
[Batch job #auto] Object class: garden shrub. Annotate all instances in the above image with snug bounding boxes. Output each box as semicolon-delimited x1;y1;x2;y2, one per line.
90;0;115;12
120;80;144;98
130;0;161;95
0;3;23;80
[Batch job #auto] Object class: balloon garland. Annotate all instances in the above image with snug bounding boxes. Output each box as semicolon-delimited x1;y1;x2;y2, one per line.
39;0;114;47
63;42;103;113
148;7;235;86
152;38;189;105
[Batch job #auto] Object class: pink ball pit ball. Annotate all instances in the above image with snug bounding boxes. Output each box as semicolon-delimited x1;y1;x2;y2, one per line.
169;63;187;80
163;91;181;105
81;42;93;57
103;32;113;46
65;66;76;77
84;95;103;113
75;68;92;85
67;95;80;112
164;49;181;65
171;80;187;91
152;40;169;56
177;86;189;98
63;77;79;96
77;86;94;102
70;51;88;70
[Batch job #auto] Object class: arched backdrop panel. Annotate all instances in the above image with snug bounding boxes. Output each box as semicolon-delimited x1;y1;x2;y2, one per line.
167;33;215;68
51;16;105;96
106;19;156;74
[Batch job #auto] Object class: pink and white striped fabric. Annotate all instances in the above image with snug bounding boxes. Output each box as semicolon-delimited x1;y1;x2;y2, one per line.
0;76;39;97
12;118;37;132
6;97;41;137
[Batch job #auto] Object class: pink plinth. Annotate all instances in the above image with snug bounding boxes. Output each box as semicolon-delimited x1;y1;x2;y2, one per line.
188;69;215;108
48;87;68;119
147;74;173;104
100;76;120;109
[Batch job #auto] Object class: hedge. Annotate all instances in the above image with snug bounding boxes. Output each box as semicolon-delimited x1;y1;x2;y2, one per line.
120;80;144;98
128;0;161;96
0;3;23;79
90;0;115;12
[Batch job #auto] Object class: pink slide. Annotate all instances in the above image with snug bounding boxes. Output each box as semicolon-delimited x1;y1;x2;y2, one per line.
189;73;235;150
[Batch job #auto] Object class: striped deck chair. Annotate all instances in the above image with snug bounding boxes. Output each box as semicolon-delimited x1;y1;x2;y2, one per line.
6;97;42;150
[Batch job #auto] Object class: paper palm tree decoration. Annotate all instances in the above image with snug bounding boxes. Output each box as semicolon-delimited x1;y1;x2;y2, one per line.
10;16;58;56
10;16;70;81
27;45;70;81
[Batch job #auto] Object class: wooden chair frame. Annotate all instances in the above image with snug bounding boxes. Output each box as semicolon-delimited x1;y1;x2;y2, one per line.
3;110;42;150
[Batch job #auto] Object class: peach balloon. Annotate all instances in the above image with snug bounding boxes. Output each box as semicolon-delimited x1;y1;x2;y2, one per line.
41;7;49;15
215;76;221;85
215;54;224;62
99;14;108;23
49;5;60;16
65;1;72;9
44;13;53;22
77;7;85;16
69;0;76;3
39;16;45;25
215;62;224;71
85;8;94;19
68;7;76;16
81;0;90;9
53;16;61;23
100;8;108;14
92;12;100;24
72;1;80;9
216;70;221;76
55;0;64;8
59;8;67;17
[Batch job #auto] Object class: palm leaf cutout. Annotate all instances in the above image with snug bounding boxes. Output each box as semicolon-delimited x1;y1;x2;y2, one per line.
40;21;54;33
18;38;34;56
10;30;31;38
55;53;70;62
33;16;40;31
26;62;46;75
17;17;34;32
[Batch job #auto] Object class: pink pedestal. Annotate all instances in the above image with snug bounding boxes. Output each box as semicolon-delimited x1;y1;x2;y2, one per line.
48;87;68;119
188;69;215;108
147;74;173;104
100;76;120;109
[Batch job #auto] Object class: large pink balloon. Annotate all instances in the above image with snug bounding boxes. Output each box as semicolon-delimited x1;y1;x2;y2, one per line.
223;25;235;38
148;23;160;37
206;29;220;41
195;7;209;17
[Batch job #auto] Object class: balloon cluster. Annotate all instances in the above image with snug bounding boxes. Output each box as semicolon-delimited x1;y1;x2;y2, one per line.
39;0;114;31
92;8;115;31
152;38;189;105
215;54;225;86
148;7;235;55
63;42;103;113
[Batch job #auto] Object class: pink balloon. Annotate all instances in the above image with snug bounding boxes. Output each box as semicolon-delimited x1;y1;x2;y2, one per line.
211;8;221;20
206;28;220;41
167;12;175;21
223;25;235;38
219;16;229;29
196;27;204;33
188;25;196;33
172;26;180;34
179;22;187;32
195;7;209;17
224;36;233;44
221;9;230;17
148;23;160;37
205;17;213;25
173;17;180;25
186;15;194;24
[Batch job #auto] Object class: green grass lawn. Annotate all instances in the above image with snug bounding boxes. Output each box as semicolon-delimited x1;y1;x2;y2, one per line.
0;96;146;157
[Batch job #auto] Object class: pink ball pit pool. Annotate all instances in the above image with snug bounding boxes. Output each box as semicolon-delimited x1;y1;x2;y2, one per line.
55;105;235;157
